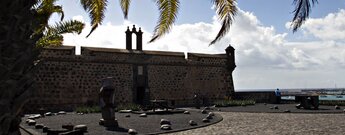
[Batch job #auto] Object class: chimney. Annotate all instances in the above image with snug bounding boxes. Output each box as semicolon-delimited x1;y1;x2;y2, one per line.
125;25;144;50
125;26;132;50
136;27;143;51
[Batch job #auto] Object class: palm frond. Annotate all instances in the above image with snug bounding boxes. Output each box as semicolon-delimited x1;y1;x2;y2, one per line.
52;5;64;21
36;34;63;47
80;0;108;37
34;0;64;37
120;0;131;19
149;0;180;43
36;0;62;20
47;20;85;35
210;0;237;45
37;20;84;47
291;0;318;32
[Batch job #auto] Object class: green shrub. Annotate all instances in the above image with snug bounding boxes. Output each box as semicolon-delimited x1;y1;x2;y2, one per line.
115;103;141;111
319;100;345;106
75;106;101;113
214;99;256;107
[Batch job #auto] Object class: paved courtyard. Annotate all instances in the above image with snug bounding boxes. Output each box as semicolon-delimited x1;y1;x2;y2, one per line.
166;112;345;135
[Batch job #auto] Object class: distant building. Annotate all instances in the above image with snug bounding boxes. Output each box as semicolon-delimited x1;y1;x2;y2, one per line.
25;26;236;112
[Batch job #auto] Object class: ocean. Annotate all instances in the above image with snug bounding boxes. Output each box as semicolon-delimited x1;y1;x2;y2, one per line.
236;88;345;101
281;95;345;101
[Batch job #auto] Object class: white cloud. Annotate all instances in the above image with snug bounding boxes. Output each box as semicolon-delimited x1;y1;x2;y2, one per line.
62;9;345;89
301;9;345;41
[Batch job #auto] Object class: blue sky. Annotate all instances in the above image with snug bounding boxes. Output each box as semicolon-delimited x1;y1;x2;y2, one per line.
55;0;345;35
52;0;345;90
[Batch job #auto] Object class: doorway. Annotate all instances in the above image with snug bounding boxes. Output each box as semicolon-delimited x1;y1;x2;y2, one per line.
136;87;145;105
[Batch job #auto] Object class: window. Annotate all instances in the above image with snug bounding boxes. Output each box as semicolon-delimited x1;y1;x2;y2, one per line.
138;66;143;75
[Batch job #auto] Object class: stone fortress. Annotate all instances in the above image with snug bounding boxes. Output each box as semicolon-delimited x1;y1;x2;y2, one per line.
26;25;236;112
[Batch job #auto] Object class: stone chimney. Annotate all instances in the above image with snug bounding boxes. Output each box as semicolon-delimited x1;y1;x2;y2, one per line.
125;26;132;50
125;25;143;51
136;28;143;51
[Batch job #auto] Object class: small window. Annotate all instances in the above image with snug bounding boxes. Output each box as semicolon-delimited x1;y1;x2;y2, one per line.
138;66;143;75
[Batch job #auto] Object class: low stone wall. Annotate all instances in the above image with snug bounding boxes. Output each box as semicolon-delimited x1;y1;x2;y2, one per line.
234;91;277;103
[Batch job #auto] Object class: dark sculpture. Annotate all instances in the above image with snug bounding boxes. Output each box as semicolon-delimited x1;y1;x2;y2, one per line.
99;77;118;127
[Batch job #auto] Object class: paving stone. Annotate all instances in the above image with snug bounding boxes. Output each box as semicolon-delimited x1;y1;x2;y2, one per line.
62;124;74;131
160;119;171;125
42;126;49;133
139;113;147;117
99;119;104;125
160;124;171;130
128;129;138;135
206;114;213;120
45;112;52;116
74;125;87;132
296;104;301;109
58;111;67;115
119;110;132;113
274;106;279;109
189;120;197;126
202;118;210;123
35;124;44;129
208;112;215;116
28;116;36;120
201;109;207;114
27;120;36;126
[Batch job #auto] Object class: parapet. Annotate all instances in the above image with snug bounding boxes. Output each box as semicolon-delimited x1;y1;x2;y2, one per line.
39;46;230;67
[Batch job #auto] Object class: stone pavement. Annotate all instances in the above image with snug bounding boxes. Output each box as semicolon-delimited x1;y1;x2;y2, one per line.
166;112;345;135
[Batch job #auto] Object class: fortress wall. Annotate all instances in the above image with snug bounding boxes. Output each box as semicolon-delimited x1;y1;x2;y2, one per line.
148;53;233;106
26;46;235;112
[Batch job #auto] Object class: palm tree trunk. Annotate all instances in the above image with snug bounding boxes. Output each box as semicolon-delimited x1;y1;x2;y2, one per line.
0;0;41;134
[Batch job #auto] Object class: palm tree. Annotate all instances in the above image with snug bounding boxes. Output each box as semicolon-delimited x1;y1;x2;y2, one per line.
0;0;83;134
0;0;42;134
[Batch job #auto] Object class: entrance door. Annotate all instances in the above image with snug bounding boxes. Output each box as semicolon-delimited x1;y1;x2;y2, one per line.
135;65;147;105
136;87;145;105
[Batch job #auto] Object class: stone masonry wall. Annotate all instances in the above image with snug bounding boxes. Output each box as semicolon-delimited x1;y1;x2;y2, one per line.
25;46;235;112
148;65;234;106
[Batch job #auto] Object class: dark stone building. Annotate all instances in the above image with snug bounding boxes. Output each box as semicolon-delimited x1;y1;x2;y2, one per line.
25;26;236;112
